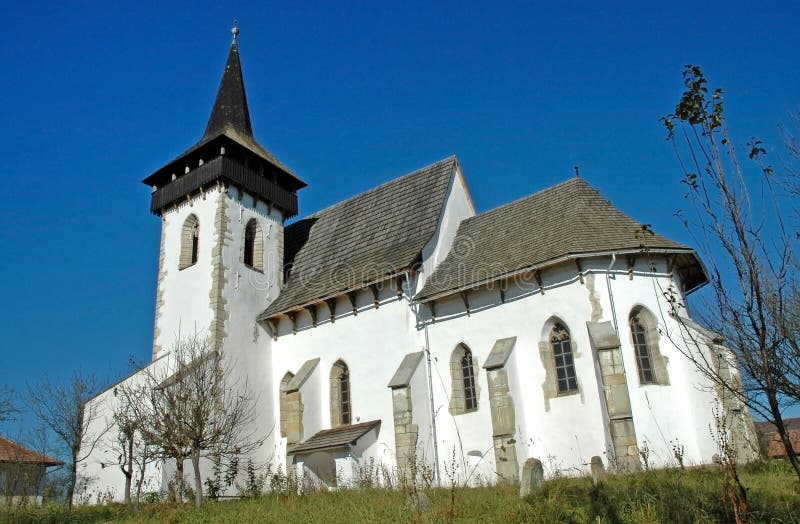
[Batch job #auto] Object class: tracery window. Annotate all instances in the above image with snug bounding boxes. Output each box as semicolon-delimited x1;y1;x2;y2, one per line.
449;343;479;414
462;348;478;410
551;322;578;394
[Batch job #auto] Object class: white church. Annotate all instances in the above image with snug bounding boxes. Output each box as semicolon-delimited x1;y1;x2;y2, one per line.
79;30;755;499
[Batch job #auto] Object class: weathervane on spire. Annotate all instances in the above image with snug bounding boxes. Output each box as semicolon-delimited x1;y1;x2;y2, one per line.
231;20;240;41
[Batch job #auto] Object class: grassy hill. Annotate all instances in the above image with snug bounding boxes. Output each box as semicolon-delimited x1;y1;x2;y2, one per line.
1;461;798;523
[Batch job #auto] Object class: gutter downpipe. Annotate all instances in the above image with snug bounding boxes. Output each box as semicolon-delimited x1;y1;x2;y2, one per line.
606;254;619;333
407;273;441;485
422;313;441;485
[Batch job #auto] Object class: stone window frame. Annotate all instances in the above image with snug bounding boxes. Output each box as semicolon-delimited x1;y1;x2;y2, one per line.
629;306;670;386
279;371;295;438
243;218;264;272
449;343;480;415
539;317;581;410
179;214;200;270
329;359;352;427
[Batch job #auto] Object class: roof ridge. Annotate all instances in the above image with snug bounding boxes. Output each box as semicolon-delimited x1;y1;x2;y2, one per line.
462;176;587;224
289;155;457;224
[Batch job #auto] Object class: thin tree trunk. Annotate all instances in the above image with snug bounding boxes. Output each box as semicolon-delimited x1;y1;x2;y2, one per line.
175;458;184;503
191;448;203;507
135;452;146;510
767;392;800;481
67;458;77;511
123;434;133;505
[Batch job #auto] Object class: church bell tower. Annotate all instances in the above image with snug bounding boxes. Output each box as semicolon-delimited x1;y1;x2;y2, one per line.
142;26;306;360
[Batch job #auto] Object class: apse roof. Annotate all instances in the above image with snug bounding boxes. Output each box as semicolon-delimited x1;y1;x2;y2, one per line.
416;177;705;300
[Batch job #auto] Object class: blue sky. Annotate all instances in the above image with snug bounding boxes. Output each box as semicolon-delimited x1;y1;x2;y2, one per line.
1;1;797;430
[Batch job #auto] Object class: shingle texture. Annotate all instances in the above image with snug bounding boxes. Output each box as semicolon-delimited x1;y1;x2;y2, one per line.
260;157;456;318
0;437;63;466
289;420;381;455
203;40;252;140
417;177;695;300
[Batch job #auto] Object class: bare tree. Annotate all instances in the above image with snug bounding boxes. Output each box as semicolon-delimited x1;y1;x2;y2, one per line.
104;382;156;507
106;410;136;505
661;65;800;480
0;386;16;424
27;372;108;510
119;334;262;507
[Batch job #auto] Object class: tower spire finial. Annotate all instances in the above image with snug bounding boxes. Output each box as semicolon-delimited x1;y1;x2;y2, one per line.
202;24;253;139
231;20;239;41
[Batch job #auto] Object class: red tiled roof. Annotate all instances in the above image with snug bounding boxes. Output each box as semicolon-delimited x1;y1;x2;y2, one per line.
0;436;64;466
754;418;800;458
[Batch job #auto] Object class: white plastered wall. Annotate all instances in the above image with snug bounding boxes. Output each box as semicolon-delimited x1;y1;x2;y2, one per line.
217;187;286;476
153;190;220;357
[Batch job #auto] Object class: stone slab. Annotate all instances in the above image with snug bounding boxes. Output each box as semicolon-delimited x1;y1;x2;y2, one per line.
387;351;425;388
483;337;517;370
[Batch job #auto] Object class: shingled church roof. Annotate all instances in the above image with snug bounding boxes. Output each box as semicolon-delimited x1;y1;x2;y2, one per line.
416;177;707;301
259;156;457;319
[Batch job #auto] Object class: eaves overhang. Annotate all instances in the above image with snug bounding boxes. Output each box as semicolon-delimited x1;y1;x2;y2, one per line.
414;247;708;305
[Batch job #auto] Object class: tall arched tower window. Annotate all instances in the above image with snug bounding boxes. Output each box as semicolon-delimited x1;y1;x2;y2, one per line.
629;307;669;385
179;214;199;269
330;360;351;427
243;218;264;271
551;322;578;394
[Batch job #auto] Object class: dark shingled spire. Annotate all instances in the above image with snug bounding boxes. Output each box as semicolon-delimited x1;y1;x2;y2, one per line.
203;37;253;139
143;25;306;218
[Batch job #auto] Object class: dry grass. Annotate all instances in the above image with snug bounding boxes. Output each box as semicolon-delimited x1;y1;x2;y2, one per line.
1;460;797;523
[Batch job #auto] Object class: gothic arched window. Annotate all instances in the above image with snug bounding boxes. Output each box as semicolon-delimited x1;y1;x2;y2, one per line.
179;214;199;269
449;343;479;414
330;360;351;427
630;315;655;384
551;322;578;394
243;218;264;271
629;307;668;385
462;348;477;410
